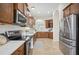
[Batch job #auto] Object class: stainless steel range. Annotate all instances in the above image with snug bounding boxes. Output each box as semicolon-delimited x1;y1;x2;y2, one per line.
59;14;79;55
5;30;33;55
5;30;23;40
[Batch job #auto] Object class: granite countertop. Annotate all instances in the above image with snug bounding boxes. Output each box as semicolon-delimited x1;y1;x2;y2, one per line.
0;35;32;55
0;41;25;55
22;31;36;37
36;28;53;32
26;31;36;36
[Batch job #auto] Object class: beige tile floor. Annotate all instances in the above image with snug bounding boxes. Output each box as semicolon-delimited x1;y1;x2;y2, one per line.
32;38;63;55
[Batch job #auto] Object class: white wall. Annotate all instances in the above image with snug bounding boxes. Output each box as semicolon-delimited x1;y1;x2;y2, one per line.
53;3;70;41
0;24;22;33
35;19;45;31
53;8;59;41
59;3;70;21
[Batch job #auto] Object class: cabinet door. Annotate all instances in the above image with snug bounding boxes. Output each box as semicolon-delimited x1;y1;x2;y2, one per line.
48;32;53;39
45;20;53;28
37;32;48;38
28;18;33;27
33;33;37;45
0;3;13;24
49;20;53;28
17;3;24;13
28;16;35;27
24;3;28;16
45;20;49;28
63;7;70;17
42;32;48;38
12;44;24;55
37;32;41;38
70;4;79;14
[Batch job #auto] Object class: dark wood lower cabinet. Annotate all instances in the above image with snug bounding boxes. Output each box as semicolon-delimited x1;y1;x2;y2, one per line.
36;32;53;39
37;32;48;38
28;49;33;55
33;33;37;45
45;20;53;28
12;43;25;55
11;41;34;55
48;32;53;39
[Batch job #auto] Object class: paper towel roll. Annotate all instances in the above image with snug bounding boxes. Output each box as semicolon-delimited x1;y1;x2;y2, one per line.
0;35;8;45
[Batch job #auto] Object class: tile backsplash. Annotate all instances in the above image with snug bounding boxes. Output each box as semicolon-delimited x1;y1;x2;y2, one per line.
0;24;22;33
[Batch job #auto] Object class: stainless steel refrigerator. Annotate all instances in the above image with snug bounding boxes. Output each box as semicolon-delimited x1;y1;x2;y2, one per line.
59;14;79;55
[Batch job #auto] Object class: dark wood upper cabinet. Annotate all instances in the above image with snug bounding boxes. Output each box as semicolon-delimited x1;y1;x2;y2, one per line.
17;3;24;13
49;20;53;28
63;6;70;17
45;20;49;28
14;3;28;16
70;4;79;14
0;3;29;24
24;3;28;16
45;20;53;28
63;3;79;17
28;16;35;27
0;3;14;24
14;3;24;13
0;3;24;24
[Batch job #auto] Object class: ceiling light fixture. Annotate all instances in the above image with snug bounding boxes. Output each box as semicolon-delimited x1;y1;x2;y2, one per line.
48;11;50;14
31;7;35;9
38;11;40;14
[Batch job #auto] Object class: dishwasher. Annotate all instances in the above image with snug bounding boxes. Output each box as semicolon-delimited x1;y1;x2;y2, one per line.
25;37;31;55
24;36;33;55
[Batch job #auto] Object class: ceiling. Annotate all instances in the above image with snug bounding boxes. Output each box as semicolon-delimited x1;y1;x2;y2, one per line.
28;3;59;20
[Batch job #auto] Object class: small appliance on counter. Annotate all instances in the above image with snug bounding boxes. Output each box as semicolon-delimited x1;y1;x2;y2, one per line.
0;34;8;45
5;30;23;40
4;30;33;55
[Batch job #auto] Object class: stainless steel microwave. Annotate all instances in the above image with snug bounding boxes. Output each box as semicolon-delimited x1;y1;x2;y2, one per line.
15;10;27;27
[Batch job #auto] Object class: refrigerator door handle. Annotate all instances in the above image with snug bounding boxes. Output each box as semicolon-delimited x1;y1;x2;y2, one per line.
66;17;71;34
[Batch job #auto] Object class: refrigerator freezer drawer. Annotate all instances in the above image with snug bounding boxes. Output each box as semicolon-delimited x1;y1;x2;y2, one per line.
59;40;76;55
